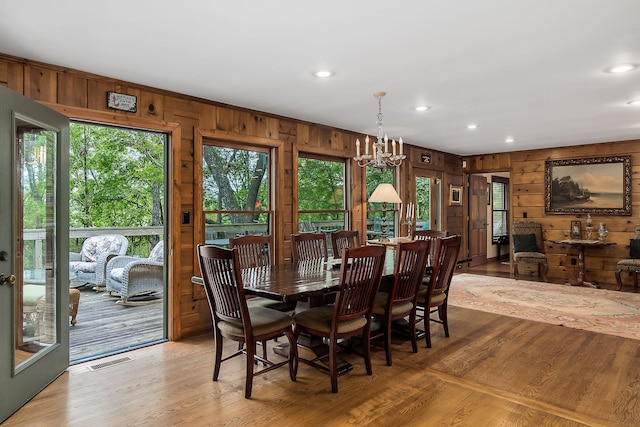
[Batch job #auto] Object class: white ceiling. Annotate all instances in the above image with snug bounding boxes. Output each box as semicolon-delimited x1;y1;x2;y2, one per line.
1;0;639;155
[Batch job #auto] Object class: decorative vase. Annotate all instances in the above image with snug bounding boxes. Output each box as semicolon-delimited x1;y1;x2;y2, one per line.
597;223;608;242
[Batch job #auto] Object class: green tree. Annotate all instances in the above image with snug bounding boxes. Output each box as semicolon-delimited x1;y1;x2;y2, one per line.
69;123;165;228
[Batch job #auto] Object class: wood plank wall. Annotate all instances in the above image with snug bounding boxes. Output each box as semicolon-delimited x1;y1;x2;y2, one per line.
464;142;640;285
0;53;463;339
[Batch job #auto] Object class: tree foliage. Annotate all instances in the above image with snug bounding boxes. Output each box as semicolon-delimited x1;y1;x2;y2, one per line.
202;145;268;224
68;123;165;228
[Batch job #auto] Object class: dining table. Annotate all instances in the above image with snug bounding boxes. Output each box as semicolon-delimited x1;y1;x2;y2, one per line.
192;247;429;374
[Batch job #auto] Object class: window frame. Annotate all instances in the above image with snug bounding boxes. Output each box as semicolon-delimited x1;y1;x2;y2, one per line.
296;153;348;233
491;176;509;244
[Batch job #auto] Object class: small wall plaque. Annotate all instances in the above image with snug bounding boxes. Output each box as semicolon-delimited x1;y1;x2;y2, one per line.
421;153;432;164
107;91;137;113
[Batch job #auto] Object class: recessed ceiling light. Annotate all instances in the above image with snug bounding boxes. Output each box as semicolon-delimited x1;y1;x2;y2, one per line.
604;63;640;73
505;136;515;143
414;105;431;112
313;70;334;78
627;99;640;106
467;123;478;130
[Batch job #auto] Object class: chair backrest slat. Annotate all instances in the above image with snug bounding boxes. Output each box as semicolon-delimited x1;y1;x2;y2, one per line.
291;232;328;264
333;245;386;322
330;230;361;259
428;235;462;296
413;229;448;257
197;245;247;326
229;235;272;268
391;240;430;306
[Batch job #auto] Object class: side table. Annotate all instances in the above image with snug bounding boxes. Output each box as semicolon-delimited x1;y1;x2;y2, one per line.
553;239;616;288
69;288;80;326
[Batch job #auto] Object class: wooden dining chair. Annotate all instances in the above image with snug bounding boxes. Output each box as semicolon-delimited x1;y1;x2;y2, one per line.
370;239;430;366
412;229;447;255
292;245;386;393
330;230;361;259
291;232;328;264
412;229;447;286
229;234;295;358
416;234;461;348
197;244;297;399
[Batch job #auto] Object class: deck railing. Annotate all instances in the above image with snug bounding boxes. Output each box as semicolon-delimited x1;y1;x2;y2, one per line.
23;227;165;270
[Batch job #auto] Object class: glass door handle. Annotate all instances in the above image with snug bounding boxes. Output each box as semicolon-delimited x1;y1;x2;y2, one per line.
0;274;16;286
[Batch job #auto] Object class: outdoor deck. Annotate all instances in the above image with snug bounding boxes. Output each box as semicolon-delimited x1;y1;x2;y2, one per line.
69;286;165;363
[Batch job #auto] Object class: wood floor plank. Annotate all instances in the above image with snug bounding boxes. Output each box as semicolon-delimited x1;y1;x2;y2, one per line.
6;303;640;426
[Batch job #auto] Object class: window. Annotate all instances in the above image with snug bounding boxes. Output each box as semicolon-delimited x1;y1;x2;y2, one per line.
202;144;270;246
366;167;395;239
297;156;346;253
492;177;509;243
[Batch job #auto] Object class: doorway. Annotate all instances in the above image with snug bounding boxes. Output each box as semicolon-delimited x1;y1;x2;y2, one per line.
67;122;167;363
468;172;510;267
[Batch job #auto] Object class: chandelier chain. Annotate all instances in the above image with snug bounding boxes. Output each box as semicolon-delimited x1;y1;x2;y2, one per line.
354;92;406;170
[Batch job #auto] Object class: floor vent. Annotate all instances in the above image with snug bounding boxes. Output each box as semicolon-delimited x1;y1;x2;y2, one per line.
87;356;132;371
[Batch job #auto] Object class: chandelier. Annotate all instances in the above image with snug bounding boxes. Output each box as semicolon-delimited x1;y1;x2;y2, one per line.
353;91;406;170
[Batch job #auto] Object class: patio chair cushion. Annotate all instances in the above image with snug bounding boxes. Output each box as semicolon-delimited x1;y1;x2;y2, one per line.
149;241;164;262
81;235;127;262
110;267;125;282
69;261;97;273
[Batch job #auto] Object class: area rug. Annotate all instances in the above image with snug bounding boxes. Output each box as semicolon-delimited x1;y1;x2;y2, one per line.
448;273;640;341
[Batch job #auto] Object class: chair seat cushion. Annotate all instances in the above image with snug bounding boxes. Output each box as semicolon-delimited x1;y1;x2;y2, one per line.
23;284;46;306
617;259;640;271
417;286;446;305
372;292;413;316
246;296;296;312
110;267;124;282
293;305;367;334
217;306;294;338
513;252;547;262
70;261;96;273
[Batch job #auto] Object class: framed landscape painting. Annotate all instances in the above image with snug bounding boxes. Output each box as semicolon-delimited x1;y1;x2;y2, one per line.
544;155;631;215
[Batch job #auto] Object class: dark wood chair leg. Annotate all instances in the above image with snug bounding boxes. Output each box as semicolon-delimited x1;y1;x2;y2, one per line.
287;330;297;381
409;310;418;354
425;310;432;348
213;331;224;381
363;324;373;375
245;343;255;399
616;269;623;291
541;263;548;282
384;317;392;366
513;263;519;280
440;304;449;337
330;337;339;393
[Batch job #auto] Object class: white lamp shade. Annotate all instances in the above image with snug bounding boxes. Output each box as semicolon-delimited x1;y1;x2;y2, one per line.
368;183;403;204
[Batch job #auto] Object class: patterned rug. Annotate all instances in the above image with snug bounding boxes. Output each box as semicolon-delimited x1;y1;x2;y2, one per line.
448;273;640;341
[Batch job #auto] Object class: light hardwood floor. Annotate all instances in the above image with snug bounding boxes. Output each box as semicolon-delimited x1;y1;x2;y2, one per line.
5;263;640;426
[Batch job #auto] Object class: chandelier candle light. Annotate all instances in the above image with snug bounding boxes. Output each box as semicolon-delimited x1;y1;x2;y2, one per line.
354;92;407;170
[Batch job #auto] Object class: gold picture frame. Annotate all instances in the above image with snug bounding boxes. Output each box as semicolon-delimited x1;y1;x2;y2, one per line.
449;184;462;206
544;155;632;215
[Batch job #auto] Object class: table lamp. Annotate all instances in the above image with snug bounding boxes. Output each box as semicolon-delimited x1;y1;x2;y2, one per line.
369;183;403;242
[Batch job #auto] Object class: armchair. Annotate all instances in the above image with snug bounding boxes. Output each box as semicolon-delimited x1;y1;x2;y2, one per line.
512;221;548;282
105;240;164;304
69;234;129;288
